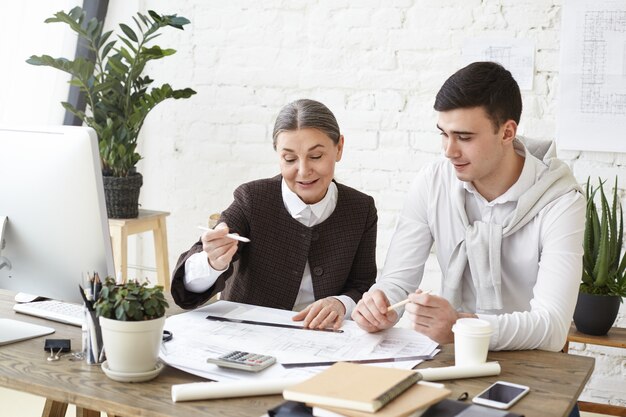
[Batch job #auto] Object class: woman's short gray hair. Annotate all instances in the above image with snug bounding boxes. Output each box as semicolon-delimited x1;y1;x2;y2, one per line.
272;99;341;149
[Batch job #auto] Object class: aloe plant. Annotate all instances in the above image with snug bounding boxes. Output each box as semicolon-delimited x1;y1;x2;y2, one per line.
95;277;169;321
27;7;196;177
581;177;626;297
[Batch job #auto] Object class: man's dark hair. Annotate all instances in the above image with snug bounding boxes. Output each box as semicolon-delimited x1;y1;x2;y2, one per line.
434;62;522;131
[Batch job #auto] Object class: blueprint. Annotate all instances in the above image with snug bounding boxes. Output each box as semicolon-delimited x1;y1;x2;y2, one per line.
159;301;439;382
557;0;626;152
461;37;535;90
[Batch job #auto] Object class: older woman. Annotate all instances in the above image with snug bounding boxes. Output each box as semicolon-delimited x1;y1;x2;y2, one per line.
171;99;377;330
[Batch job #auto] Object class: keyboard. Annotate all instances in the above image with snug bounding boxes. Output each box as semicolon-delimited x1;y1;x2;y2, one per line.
13;300;84;327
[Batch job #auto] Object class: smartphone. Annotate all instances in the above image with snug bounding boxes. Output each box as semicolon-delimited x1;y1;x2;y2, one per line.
472;381;529;409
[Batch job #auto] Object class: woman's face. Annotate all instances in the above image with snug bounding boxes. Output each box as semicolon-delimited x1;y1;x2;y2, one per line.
275;128;344;204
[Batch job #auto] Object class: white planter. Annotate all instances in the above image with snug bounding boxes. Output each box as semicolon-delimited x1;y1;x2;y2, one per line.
99;316;165;374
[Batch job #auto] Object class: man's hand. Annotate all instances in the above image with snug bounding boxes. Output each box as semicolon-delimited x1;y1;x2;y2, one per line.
292;297;346;330
201;223;238;271
351;290;397;332
405;292;475;344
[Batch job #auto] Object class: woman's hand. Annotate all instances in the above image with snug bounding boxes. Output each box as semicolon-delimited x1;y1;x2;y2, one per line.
201;223;239;271
292;297;346;330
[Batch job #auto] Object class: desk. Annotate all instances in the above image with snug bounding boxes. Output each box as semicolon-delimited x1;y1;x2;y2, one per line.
564;324;626;416
0;291;594;417
108;209;170;291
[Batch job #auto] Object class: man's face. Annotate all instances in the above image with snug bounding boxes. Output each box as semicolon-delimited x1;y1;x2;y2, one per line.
437;106;514;191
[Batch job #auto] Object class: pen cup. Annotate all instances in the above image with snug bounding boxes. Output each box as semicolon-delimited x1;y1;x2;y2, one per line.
83;306;104;365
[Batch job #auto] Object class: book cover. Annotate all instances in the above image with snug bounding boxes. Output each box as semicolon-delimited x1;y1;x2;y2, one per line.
283;362;422;413
312;382;451;417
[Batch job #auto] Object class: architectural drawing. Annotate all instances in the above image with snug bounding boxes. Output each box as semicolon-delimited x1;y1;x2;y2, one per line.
557;1;626;152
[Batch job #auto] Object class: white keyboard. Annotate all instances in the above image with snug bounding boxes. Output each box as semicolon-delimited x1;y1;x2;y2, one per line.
13;300;84;327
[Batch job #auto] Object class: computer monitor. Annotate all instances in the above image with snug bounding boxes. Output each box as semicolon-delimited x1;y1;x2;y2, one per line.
0;126;115;342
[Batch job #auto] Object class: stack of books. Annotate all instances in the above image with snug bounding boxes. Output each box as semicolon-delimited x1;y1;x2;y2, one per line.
281;362;451;417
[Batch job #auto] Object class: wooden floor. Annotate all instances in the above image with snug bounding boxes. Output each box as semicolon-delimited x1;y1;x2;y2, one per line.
0;387;609;417
1;387;78;417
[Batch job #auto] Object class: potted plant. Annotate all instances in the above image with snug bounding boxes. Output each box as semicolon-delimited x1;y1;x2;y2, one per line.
94;277;169;381
573;177;626;335
27;7;196;218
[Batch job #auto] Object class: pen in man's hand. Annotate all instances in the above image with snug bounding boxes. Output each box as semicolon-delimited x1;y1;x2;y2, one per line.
386;289;432;312
197;225;251;243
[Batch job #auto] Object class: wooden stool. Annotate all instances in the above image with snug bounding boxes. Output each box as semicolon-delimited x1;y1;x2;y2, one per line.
108;209;171;291
564;324;626;416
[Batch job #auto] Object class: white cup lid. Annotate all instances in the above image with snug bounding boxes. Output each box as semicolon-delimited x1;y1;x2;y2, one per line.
452;318;493;336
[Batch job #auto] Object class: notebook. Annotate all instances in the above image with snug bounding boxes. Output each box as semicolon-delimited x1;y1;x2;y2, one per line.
0;318;54;345
283;362;421;413
312;382;451;417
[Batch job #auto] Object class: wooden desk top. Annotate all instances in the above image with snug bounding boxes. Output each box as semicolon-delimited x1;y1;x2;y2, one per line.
0;291;594;417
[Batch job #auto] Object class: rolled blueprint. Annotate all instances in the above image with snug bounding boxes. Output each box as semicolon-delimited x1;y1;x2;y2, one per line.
171;377;307;402
417;361;501;381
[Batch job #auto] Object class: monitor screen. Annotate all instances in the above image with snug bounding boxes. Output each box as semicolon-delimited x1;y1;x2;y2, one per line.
0;126;115;304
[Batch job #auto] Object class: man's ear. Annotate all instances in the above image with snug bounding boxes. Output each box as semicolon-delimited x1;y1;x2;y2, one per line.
501;120;518;144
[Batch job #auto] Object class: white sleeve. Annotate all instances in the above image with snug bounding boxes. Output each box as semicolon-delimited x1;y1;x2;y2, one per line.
479;191;585;351
371;171;434;307
183;251;227;293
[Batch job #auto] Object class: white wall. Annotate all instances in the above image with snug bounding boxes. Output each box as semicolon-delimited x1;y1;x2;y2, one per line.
0;1;79;125
12;0;625;407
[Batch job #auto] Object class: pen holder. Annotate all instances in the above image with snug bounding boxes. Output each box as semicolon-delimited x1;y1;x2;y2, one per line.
83;305;104;365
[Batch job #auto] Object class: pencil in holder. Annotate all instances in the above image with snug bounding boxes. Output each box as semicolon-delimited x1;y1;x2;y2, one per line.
83;306;104;365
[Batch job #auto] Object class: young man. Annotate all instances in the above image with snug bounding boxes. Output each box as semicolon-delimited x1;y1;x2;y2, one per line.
352;62;585;352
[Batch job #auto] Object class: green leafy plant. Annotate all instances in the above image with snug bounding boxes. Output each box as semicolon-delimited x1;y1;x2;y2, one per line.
581;177;626;297
27;7;196;177
95;277;169;321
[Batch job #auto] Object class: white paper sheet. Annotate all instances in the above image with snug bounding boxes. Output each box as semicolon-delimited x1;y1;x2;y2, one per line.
557;0;626;152
160;300;439;382
461;37;535;90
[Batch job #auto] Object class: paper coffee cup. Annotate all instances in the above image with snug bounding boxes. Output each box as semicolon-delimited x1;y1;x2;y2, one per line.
452;318;493;366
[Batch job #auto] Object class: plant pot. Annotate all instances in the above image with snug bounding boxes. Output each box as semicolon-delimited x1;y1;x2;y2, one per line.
99;315;165;376
573;292;621;336
102;172;143;219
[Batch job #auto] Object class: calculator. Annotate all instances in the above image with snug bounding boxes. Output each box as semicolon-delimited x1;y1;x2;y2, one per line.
206;350;276;372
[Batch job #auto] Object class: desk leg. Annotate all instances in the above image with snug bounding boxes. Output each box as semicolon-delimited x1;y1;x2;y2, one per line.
76;407;100;417
109;225;128;283
42;399;68;417
153;216;170;291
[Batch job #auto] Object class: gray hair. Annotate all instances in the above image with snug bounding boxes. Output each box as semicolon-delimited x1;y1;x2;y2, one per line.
272;99;341;149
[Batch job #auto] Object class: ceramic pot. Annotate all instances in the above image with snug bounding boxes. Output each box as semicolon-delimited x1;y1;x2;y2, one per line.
99;315;165;374
573;292;620;336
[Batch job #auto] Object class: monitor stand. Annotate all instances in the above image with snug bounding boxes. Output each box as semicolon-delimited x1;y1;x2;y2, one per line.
0;318;55;346
0;216;10;272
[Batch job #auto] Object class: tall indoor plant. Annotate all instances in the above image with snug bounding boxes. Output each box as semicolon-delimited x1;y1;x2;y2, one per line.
573;177;626;335
27;7;196;218
95;277;169;381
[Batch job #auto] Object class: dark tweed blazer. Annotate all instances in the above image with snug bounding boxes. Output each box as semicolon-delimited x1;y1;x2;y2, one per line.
171;175;377;310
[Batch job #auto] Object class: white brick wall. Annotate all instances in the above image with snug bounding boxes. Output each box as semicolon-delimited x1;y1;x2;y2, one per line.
109;0;626;406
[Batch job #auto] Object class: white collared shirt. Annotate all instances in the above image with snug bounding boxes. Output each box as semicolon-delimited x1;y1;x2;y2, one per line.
183;180;356;317
373;144;585;351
